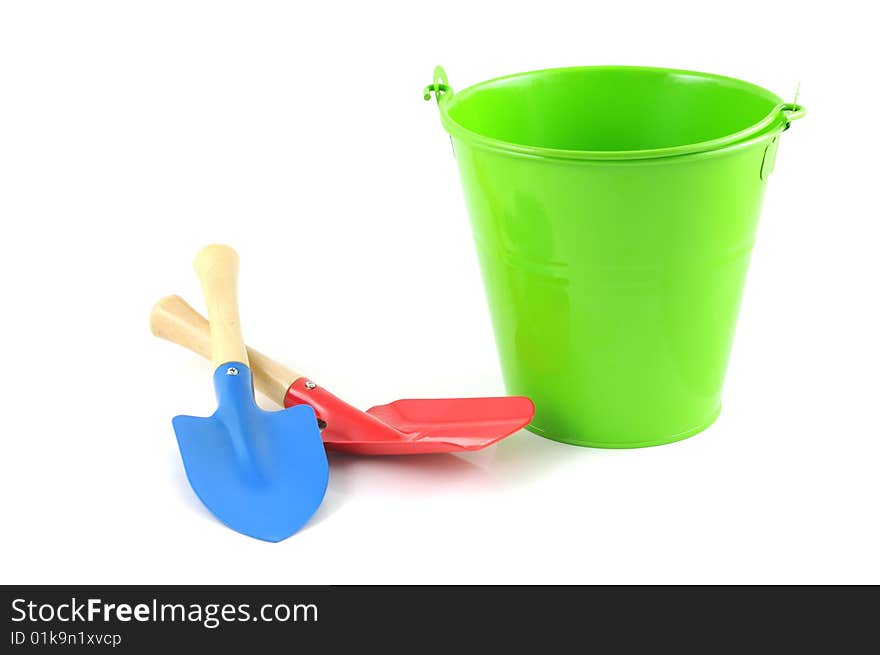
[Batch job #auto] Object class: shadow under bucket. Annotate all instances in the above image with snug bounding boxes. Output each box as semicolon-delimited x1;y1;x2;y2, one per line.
425;65;805;448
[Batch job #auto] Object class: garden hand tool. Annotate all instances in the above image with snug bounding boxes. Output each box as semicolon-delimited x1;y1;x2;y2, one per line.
152;295;534;455
169;245;328;541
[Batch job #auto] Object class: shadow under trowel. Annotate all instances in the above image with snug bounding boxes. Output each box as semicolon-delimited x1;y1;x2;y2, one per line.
482;427;597;485
325;449;496;498
322;427;600;499
169;428;601;534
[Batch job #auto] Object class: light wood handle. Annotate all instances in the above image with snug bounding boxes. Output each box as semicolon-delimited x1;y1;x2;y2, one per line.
150;294;212;359
193;244;248;368
150;294;300;406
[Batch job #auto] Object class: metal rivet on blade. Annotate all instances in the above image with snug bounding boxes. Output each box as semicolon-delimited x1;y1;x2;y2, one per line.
226;367;239;376
304;380;316;390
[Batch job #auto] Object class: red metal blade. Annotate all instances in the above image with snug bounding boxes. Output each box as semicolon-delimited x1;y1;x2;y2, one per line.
366;397;534;439
284;379;534;455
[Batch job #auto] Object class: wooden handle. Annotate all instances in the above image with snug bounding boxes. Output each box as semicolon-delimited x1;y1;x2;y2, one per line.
150;294;300;406
193;244;248;368
150;294;212;359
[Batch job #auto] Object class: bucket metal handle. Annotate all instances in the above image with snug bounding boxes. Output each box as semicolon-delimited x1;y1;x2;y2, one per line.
423;65;452;102
422;65;804;127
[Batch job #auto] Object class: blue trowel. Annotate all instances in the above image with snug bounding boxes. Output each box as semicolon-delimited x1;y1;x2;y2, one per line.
169;244;328;541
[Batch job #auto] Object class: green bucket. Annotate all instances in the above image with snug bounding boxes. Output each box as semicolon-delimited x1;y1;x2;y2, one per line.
425;65;805;448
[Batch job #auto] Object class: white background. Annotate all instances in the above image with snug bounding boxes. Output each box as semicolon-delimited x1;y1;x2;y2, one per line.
1;1;877;584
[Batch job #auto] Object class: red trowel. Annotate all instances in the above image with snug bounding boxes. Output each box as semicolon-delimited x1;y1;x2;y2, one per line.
151;295;534;455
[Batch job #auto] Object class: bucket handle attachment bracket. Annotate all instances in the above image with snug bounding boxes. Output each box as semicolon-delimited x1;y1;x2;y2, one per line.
762;93;805;179
779;84;805;130
780;102;806;130
423;65;453;103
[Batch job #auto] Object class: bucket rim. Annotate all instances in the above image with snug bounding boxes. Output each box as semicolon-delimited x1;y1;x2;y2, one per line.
435;65;803;162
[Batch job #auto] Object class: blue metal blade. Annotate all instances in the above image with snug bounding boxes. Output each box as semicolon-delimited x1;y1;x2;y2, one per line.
172;363;328;542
